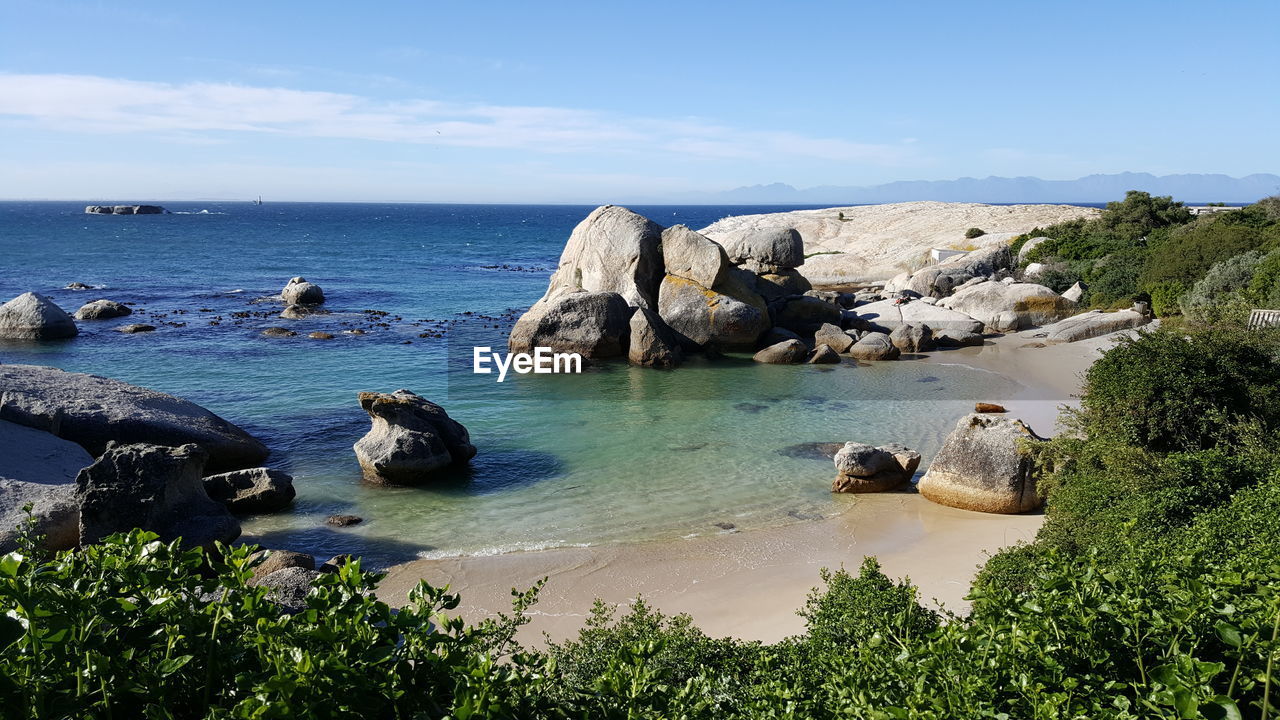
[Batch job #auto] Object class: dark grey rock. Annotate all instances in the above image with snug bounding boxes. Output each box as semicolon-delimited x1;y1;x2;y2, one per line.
76;442;240;548
0;364;268;473
203;468;296;514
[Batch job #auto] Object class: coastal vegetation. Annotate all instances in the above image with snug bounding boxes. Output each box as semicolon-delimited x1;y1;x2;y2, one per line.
1015;191;1280;315
5;322;1278;717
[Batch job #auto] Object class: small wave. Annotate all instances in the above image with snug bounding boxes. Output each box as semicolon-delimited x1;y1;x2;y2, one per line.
171;210;228;215
416;540;591;560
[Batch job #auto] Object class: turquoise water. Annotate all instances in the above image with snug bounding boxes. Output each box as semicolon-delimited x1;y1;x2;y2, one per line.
0;201;1015;566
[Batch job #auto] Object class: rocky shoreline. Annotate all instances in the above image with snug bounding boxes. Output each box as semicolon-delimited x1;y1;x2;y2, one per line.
1;201;1157;618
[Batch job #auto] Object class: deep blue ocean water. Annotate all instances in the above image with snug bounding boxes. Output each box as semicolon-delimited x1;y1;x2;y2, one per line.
0;201;1015;566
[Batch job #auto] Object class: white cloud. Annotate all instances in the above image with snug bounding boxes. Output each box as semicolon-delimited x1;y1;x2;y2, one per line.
0;72;921;165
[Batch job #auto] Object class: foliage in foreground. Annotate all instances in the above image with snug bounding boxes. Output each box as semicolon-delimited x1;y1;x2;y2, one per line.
3;530;1277;719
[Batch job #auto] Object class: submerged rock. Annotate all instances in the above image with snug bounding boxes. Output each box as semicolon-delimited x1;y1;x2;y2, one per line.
509;290;631;358
0;292;78;340
0;365;268;473
326;514;363;527
203;467;296;515
76;442;241;548
917;413;1045;514
74;299;132;320
116;323;156;334
353;389;476;485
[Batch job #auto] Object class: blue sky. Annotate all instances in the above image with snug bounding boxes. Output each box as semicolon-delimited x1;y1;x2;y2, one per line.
1;0;1277;202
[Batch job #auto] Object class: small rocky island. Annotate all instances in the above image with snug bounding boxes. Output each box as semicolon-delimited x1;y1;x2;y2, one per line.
84;204;168;215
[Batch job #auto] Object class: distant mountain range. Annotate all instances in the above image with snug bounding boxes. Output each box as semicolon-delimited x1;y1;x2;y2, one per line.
654;173;1280;205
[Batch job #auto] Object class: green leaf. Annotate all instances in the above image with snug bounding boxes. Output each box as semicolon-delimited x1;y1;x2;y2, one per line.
1200;696;1242;720
156;655;194;676
0;552;23;577
1214;621;1243;648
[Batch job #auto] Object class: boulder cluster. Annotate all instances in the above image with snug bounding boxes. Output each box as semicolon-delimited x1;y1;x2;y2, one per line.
509;206;816;367
507;205;1147;369
830;411;1047;515
0;365;295;553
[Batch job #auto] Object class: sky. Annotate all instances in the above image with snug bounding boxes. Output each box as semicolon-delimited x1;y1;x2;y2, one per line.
0;0;1277;203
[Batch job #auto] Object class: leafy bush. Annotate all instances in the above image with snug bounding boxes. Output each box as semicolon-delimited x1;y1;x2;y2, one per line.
963;227;985;239
1146;280;1188;317
1248;247;1280;307
1075;327;1280;453
1033;261;1083;293
798;558;939;648
0;531;545;719
1180;250;1265;324
1143;217;1280;289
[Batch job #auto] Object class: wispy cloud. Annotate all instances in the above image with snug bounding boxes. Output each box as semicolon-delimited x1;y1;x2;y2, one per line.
0;73;922;165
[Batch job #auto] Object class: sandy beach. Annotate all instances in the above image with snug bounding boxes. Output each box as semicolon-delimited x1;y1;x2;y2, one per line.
377;328;1132;644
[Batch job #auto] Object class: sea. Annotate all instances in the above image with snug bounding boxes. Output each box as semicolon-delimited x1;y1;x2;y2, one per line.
0;201;1019;567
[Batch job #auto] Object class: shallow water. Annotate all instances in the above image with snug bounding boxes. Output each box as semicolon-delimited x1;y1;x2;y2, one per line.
0;201;1016;566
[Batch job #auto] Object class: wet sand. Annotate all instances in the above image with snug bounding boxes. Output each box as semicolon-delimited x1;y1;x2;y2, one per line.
377;327;1141;645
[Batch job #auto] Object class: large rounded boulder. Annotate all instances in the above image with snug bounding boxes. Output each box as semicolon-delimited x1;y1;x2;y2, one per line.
281;277;325;305
0;292;78;340
718;227;804;273
831;441;920;493
917;413;1045;514
939;282;1076;332
661;225;728;289
543;205;664;310
0;365;268;473
353;390;476;485
657;269;769;351
628;307;682;368
509;291;632;358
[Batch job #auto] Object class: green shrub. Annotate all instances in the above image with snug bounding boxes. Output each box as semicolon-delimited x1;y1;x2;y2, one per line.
1143;217;1280;289
1008;232;1033;258
798;558;939;648
1034;261;1084;293
1075;327;1280;453
963;227;985;239
0;531;547;719
1247;247;1280;307
1180;250;1264;324
1146;280;1188;317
